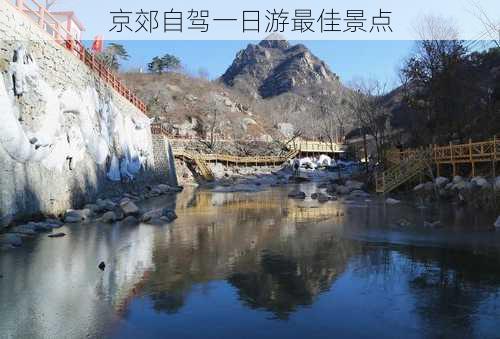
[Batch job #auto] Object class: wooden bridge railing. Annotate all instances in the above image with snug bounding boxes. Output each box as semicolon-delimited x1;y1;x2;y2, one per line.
387;137;499;165
379;136;499;193
8;0;147;113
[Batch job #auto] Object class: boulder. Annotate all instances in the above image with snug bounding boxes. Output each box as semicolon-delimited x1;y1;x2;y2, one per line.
423;182;434;191
317;193;330;203
161;209;178;223
121;216;139;225
5;234;22;247
113;207;125;221
345;180;364;190
48;233;66;238
101;211;117;223
386;198;401;205
157;184;173;194
424;221;442;228
434;177;449;187
336;185;352;195
84;204;100;213
96;199;116;212
349;190;370;198
141;209;163;222
453;176;464;184
288;191;306;199
44;218;64;227
120;201;141;216
398;219;411;227
495;177;500;190
64;209;92;223
413;183;424;192
11;224;37;235
471;176;489;188
495;216;500;228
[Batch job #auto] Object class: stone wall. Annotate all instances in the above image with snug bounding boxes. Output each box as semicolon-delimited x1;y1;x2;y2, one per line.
0;2;175;226
152;133;178;186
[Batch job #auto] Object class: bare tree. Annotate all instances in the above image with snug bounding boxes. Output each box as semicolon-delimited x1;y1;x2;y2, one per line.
349;79;392;166
317;86;351;152
469;0;500;48
199;106;221;151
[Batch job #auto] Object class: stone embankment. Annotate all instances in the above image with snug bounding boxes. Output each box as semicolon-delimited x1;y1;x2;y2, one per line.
0;183;181;249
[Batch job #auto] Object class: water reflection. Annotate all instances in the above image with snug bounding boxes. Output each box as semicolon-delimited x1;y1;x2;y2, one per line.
1;184;500;338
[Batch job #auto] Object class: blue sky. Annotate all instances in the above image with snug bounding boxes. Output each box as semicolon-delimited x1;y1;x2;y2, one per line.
102;40;415;88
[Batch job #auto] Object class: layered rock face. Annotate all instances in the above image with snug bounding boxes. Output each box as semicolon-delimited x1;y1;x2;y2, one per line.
221;34;339;98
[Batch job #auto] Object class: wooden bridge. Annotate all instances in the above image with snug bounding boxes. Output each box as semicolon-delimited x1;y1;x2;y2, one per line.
376;137;500;193
173;148;300;181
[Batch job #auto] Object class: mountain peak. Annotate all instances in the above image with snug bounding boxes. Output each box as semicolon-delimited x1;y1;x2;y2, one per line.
258;33;290;50
221;40;339;98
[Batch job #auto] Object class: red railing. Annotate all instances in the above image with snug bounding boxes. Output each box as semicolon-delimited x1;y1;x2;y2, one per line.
8;0;147;113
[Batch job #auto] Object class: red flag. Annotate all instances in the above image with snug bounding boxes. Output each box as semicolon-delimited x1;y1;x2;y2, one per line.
92;35;103;53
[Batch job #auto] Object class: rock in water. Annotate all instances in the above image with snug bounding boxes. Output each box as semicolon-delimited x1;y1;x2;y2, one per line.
434;177;449;187
64;209;92;223
98;262;106;271
162;209;178;223
288;191;306;199
100;211;117;223
5;234;22;247
386;198;401;205
48;233;66;238
120;201;141;216
495;216;500;228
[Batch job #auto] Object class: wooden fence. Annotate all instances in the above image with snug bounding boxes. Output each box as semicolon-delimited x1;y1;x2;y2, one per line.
8;0;147;113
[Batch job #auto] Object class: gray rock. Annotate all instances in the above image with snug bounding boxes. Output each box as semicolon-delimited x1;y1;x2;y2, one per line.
10;224;37;235
495;177;500;190
495;216;500;228
45;218;64;226
435;177;449;187
413;183;425;192
141;209;163;222
84;204;100;213
423;182;434;191
345;180;364;190
349;190;370;198
311;193;319;200
96;199;116;212
157;184;173;194
471;176;489;188
317;193;330;203
48;233;66;238
288;191;306;199
424;221;442;228
113;207;125;221
161;209;178;223
453;176;464;184
386;198;401;205
398;219;411;227
5;234;22;247
121;216;139;225
120;201;141;216
336;185;352;195
64;209;92;223
101;211;117;223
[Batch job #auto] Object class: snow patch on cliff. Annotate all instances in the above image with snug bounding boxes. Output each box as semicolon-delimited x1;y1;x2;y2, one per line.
0;47;152;181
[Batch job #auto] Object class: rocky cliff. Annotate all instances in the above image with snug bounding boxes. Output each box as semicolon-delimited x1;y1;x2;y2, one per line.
221;34;340;98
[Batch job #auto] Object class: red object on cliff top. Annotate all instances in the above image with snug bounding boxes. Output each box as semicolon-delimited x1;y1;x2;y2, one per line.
92;35;103;53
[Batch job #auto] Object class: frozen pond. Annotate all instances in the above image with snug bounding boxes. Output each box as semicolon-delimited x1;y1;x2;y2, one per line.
1;183;499;338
